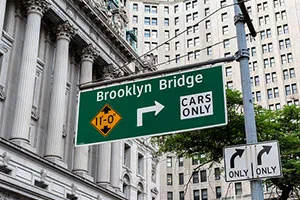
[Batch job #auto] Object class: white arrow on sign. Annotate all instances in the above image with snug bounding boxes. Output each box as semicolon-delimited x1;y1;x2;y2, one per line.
137;101;165;127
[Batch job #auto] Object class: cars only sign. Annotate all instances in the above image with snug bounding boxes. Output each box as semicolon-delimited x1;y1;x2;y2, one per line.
223;141;282;182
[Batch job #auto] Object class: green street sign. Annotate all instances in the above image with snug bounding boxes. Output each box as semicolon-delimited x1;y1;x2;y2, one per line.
76;65;227;146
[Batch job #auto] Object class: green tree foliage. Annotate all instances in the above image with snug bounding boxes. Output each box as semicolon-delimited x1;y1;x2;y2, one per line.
152;90;300;199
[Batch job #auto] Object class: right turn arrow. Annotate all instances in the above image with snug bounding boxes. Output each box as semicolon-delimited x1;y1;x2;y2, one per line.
230;149;245;168
257;145;272;165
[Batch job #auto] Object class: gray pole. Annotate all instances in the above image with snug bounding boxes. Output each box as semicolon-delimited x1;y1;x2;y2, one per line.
233;1;264;199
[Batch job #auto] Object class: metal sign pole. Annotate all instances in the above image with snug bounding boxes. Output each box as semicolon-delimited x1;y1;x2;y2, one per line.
233;0;264;199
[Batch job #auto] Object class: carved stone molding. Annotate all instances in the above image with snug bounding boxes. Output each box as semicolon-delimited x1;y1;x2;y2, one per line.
56;21;77;41
23;0;51;16
80;44;99;62
102;64;122;80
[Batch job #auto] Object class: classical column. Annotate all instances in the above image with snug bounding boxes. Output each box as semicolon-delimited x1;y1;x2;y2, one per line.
10;0;50;146
0;0;7;40
110;141;121;191
97;143;111;186
97;69;115;186
73;44;98;179
45;21;76;162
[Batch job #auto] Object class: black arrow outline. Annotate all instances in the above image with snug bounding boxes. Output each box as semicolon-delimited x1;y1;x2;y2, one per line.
102;106;111;114
101;126;111;135
257;145;272;165
230;149;245;168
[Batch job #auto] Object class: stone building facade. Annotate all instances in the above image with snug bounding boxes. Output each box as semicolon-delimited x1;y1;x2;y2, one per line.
0;0;159;199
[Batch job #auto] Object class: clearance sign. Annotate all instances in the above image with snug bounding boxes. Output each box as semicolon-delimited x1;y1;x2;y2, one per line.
76;65;227;146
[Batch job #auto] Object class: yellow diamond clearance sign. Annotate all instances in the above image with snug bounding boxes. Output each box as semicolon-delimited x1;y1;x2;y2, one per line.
90;104;121;137
76;66;227;146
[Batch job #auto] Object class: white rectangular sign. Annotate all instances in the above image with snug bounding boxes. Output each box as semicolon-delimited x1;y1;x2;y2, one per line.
223;140;282;182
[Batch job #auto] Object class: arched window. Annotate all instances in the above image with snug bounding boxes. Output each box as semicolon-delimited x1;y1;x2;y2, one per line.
122;174;130;198
137;182;144;200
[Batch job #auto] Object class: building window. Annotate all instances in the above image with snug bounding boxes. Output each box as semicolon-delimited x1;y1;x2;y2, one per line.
165;43;170;51
194;50;200;59
290;68;295;78
152;30;158;38
192;0;198;8
165;30;170;39
222;26;229;34
285;85;291;95
283;69;289;80
215;168;221;180
187;26;193;35
204;8;210;16
175;29;180;36
165;55;170;64
186;14;192;23
124;143;131;168
188;52;193;61
193;12;198;20
194;37;200;46
179;173;184;185
274;87;279;98
223;39;230;48
251;47;256;56
133;15;138;23
287;53;293;63
144;5;150;13
186;2;191;10
193;24;199;33
167;192;173;200
144;29;150;37
281;55;287;64
225;67;232;77
292;84;297;94
137;153;144;176
227;81;233;89
175;17;179;25
254;76;259;86
216;186;222;198
164;6;169;14
267;89;273;99
205;20;211;29
192;155;199;165
167;174;173;185
272;72;277;82
176;54;180;64
175;41;180;50
152;18;157;25
137;183;144;200
200;170;207;182
207;46;212;55
152;6;157;13
201;189;208;200
192;171;199;183
122;174;130;199
256;91;261;101
179;191;184;200
193;190;200;200
235;182;242;195
174;5;179;13
144;17;150;25
164;18;169;26
221;12;228;21
167;157;172;167
220;0;226;7
133;4;138;11
265;73;271;83
187;39;193;48
206;33;212;42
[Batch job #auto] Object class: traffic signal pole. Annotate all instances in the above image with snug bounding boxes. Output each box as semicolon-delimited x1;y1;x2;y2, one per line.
233;0;264;199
